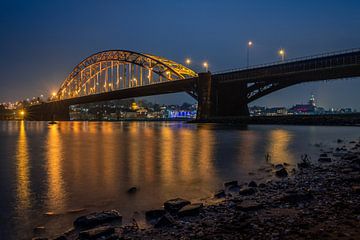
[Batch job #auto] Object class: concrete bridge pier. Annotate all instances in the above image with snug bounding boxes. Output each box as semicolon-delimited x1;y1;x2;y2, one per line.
212;81;250;117
196;72;249;120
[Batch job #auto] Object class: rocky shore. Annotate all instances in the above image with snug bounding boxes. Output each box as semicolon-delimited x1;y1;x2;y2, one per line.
35;138;360;240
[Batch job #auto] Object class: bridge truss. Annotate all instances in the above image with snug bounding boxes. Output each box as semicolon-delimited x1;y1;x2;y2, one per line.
57;50;198;100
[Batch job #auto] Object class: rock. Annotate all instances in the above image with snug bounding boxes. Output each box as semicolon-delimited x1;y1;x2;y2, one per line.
337;139;343;143
178;203;203;217
279;192;314;204
298;160;311;169
33;226;46;234
275;168;288;178
236;200;263;212
224;180;238;188
145;209;166;220
227;184;241;192
154;214;175;228
258;183;266;188
67;208;86;214
275;164;284;170
214;190;226;198
318;157;332;163
239;187;256;196
32;238;48;240
352;185;360;193
79;226;115;240
127;186;137;194
283;162;290;166
320;153;328;158
248;181;257;188
164;198;191;213
73;210;122;229
53;236;67;240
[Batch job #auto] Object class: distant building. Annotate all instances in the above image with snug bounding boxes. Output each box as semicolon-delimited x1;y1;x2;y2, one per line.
289;95;316;114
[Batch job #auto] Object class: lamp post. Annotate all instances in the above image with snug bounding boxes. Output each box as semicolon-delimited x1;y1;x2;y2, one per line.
247;41;253;68
278;48;286;61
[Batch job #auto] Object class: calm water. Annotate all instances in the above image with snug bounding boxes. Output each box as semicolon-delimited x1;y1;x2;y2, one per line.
0;121;359;239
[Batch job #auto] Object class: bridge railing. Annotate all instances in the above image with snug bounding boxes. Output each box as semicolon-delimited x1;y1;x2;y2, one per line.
213;48;360;75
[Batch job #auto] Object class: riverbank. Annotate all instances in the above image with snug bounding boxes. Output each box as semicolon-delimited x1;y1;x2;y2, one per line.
40;137;360;240
192;113;360;126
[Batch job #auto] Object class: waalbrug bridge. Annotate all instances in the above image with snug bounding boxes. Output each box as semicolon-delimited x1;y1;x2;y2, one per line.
26;48;360;121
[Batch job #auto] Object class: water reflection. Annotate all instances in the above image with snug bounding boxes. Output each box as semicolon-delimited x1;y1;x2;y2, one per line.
266;129;295;165
46;125;66;212
4;122;357;240
16;121;31;213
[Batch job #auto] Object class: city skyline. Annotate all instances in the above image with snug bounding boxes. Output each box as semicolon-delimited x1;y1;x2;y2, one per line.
0;1;360;109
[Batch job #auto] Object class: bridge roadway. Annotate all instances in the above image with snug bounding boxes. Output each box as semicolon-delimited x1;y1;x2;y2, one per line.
27;49;360;121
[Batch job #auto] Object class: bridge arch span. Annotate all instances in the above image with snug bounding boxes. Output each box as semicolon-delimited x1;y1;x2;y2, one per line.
57;50;197;100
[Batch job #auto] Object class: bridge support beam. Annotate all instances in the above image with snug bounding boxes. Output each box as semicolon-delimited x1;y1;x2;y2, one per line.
196;72;213;120
212;81;249;117
196;72;249;120
26;102;70;121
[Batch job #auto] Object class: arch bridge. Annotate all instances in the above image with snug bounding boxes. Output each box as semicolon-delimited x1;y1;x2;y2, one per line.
27;48;360;120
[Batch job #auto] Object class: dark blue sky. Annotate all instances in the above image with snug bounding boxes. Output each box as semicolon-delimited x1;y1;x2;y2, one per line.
1;0;359;109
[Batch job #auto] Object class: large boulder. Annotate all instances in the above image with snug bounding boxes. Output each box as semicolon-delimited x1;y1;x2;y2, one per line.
178;203;203;217
74;210;122;229
164;198;190;213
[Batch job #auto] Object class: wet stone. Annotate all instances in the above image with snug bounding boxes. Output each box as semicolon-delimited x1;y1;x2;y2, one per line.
73;210;122;229
145;209;166;220
275;164;284;170
352;185;360;193
248;181;258;188
178;203;203;217
275;168;288;178
154;214;175;228
279;192;314;204
224;180;238;188
239;187;257;196
214;190;226;198
164;198;191;213
236;200;263;212
127;186;137;194
79;226;115;240
318;157;332;163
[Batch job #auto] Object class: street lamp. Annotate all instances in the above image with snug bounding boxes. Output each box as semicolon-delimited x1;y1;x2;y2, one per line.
203;62;209;72
278;48;286;61
247;41;253;67
185;58;191;65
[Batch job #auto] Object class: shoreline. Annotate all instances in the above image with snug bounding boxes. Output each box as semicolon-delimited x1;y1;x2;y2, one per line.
36;137;360;240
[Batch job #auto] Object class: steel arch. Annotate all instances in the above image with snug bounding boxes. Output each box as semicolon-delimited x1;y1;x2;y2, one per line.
57;50;197;100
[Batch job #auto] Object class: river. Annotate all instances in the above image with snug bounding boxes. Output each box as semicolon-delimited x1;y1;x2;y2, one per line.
0;121;358;239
